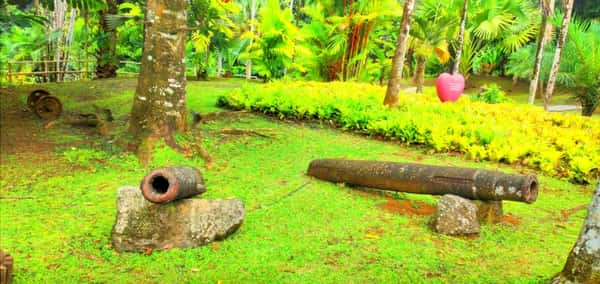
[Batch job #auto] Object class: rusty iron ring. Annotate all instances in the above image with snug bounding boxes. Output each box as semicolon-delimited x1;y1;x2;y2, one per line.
33;95;62;120
27;89;51;109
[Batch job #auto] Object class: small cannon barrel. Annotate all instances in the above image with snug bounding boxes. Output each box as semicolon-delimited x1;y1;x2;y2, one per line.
140;166;206;203
307;159;538;203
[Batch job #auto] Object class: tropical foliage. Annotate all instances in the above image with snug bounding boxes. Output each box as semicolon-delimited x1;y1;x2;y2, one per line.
507;19;600;116
1;0;597;114
240;0;298;80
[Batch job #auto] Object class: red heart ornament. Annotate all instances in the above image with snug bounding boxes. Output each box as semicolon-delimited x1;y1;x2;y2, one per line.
436;73;465;102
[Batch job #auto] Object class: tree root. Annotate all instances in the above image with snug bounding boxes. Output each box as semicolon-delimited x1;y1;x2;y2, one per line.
191;110;251;128
219;128;275;138
42;105;114;136
177;130;214;169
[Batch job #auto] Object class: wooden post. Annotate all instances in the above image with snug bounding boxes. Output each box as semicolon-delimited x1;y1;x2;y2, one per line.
44;60;49;82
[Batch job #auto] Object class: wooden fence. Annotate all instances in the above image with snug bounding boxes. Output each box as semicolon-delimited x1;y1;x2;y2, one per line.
4;60;141;83
3;60;259;84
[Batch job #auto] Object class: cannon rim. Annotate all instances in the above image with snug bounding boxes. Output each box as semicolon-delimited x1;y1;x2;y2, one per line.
140;168;181;203
521;174;539;204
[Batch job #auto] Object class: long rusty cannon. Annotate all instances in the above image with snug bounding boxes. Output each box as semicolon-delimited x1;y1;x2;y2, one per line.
307;159;538;203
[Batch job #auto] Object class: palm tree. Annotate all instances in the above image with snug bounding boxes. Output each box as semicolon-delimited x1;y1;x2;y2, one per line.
340;0;401;80
463;0;539;77
242;0;259;79
554;19;600;116
296;2;343;81
506;19;599;116
528;0;555;104
383;0;415;107
544;0;574;109
452;0;468;74
297;0;400;82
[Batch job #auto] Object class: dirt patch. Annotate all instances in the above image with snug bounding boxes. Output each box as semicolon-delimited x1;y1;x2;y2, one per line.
0;88;58;156
379;198;436;215
501;215;521;226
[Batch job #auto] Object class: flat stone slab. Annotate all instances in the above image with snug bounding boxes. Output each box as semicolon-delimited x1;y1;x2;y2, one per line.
111;186;244;252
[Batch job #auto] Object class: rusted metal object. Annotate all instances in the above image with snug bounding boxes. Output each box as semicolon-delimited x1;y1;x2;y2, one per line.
307;159;538;203
27;89;50;108
140;167;206;203
27;89;62;120
0;249;13;284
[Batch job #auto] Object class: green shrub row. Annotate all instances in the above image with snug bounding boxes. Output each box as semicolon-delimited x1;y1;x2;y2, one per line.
218;81;600;184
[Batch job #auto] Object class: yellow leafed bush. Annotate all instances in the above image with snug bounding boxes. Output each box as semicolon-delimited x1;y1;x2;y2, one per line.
218;81;600;183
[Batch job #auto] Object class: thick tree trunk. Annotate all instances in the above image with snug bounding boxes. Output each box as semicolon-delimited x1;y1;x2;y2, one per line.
553;184;600;283
383;0;415;107
129;0;188;156
96;0;119;79
452;0;468;75
528;0;555;105
415;55;426;93
544;0;573;110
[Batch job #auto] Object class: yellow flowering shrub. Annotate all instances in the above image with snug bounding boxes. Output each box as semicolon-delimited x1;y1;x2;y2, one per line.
219;81;600;183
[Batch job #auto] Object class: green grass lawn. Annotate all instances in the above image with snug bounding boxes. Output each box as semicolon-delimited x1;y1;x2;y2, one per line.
0;78;595;283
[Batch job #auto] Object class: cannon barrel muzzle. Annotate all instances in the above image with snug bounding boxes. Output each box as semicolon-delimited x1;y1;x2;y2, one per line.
307;159;538;203
140;166;206;203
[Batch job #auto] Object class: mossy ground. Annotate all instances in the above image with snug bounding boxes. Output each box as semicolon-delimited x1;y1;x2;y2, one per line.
0;78;595;283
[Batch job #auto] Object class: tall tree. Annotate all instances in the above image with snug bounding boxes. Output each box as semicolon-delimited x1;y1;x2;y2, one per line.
245;0;257;79
129;0;188;156
95;0;119;78
553;184;600;283
383;0;415;107
452;0;468;74
544;0;574;109
528;0;555;104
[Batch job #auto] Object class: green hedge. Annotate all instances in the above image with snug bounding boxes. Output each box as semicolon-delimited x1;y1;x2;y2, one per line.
218;81;600;184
